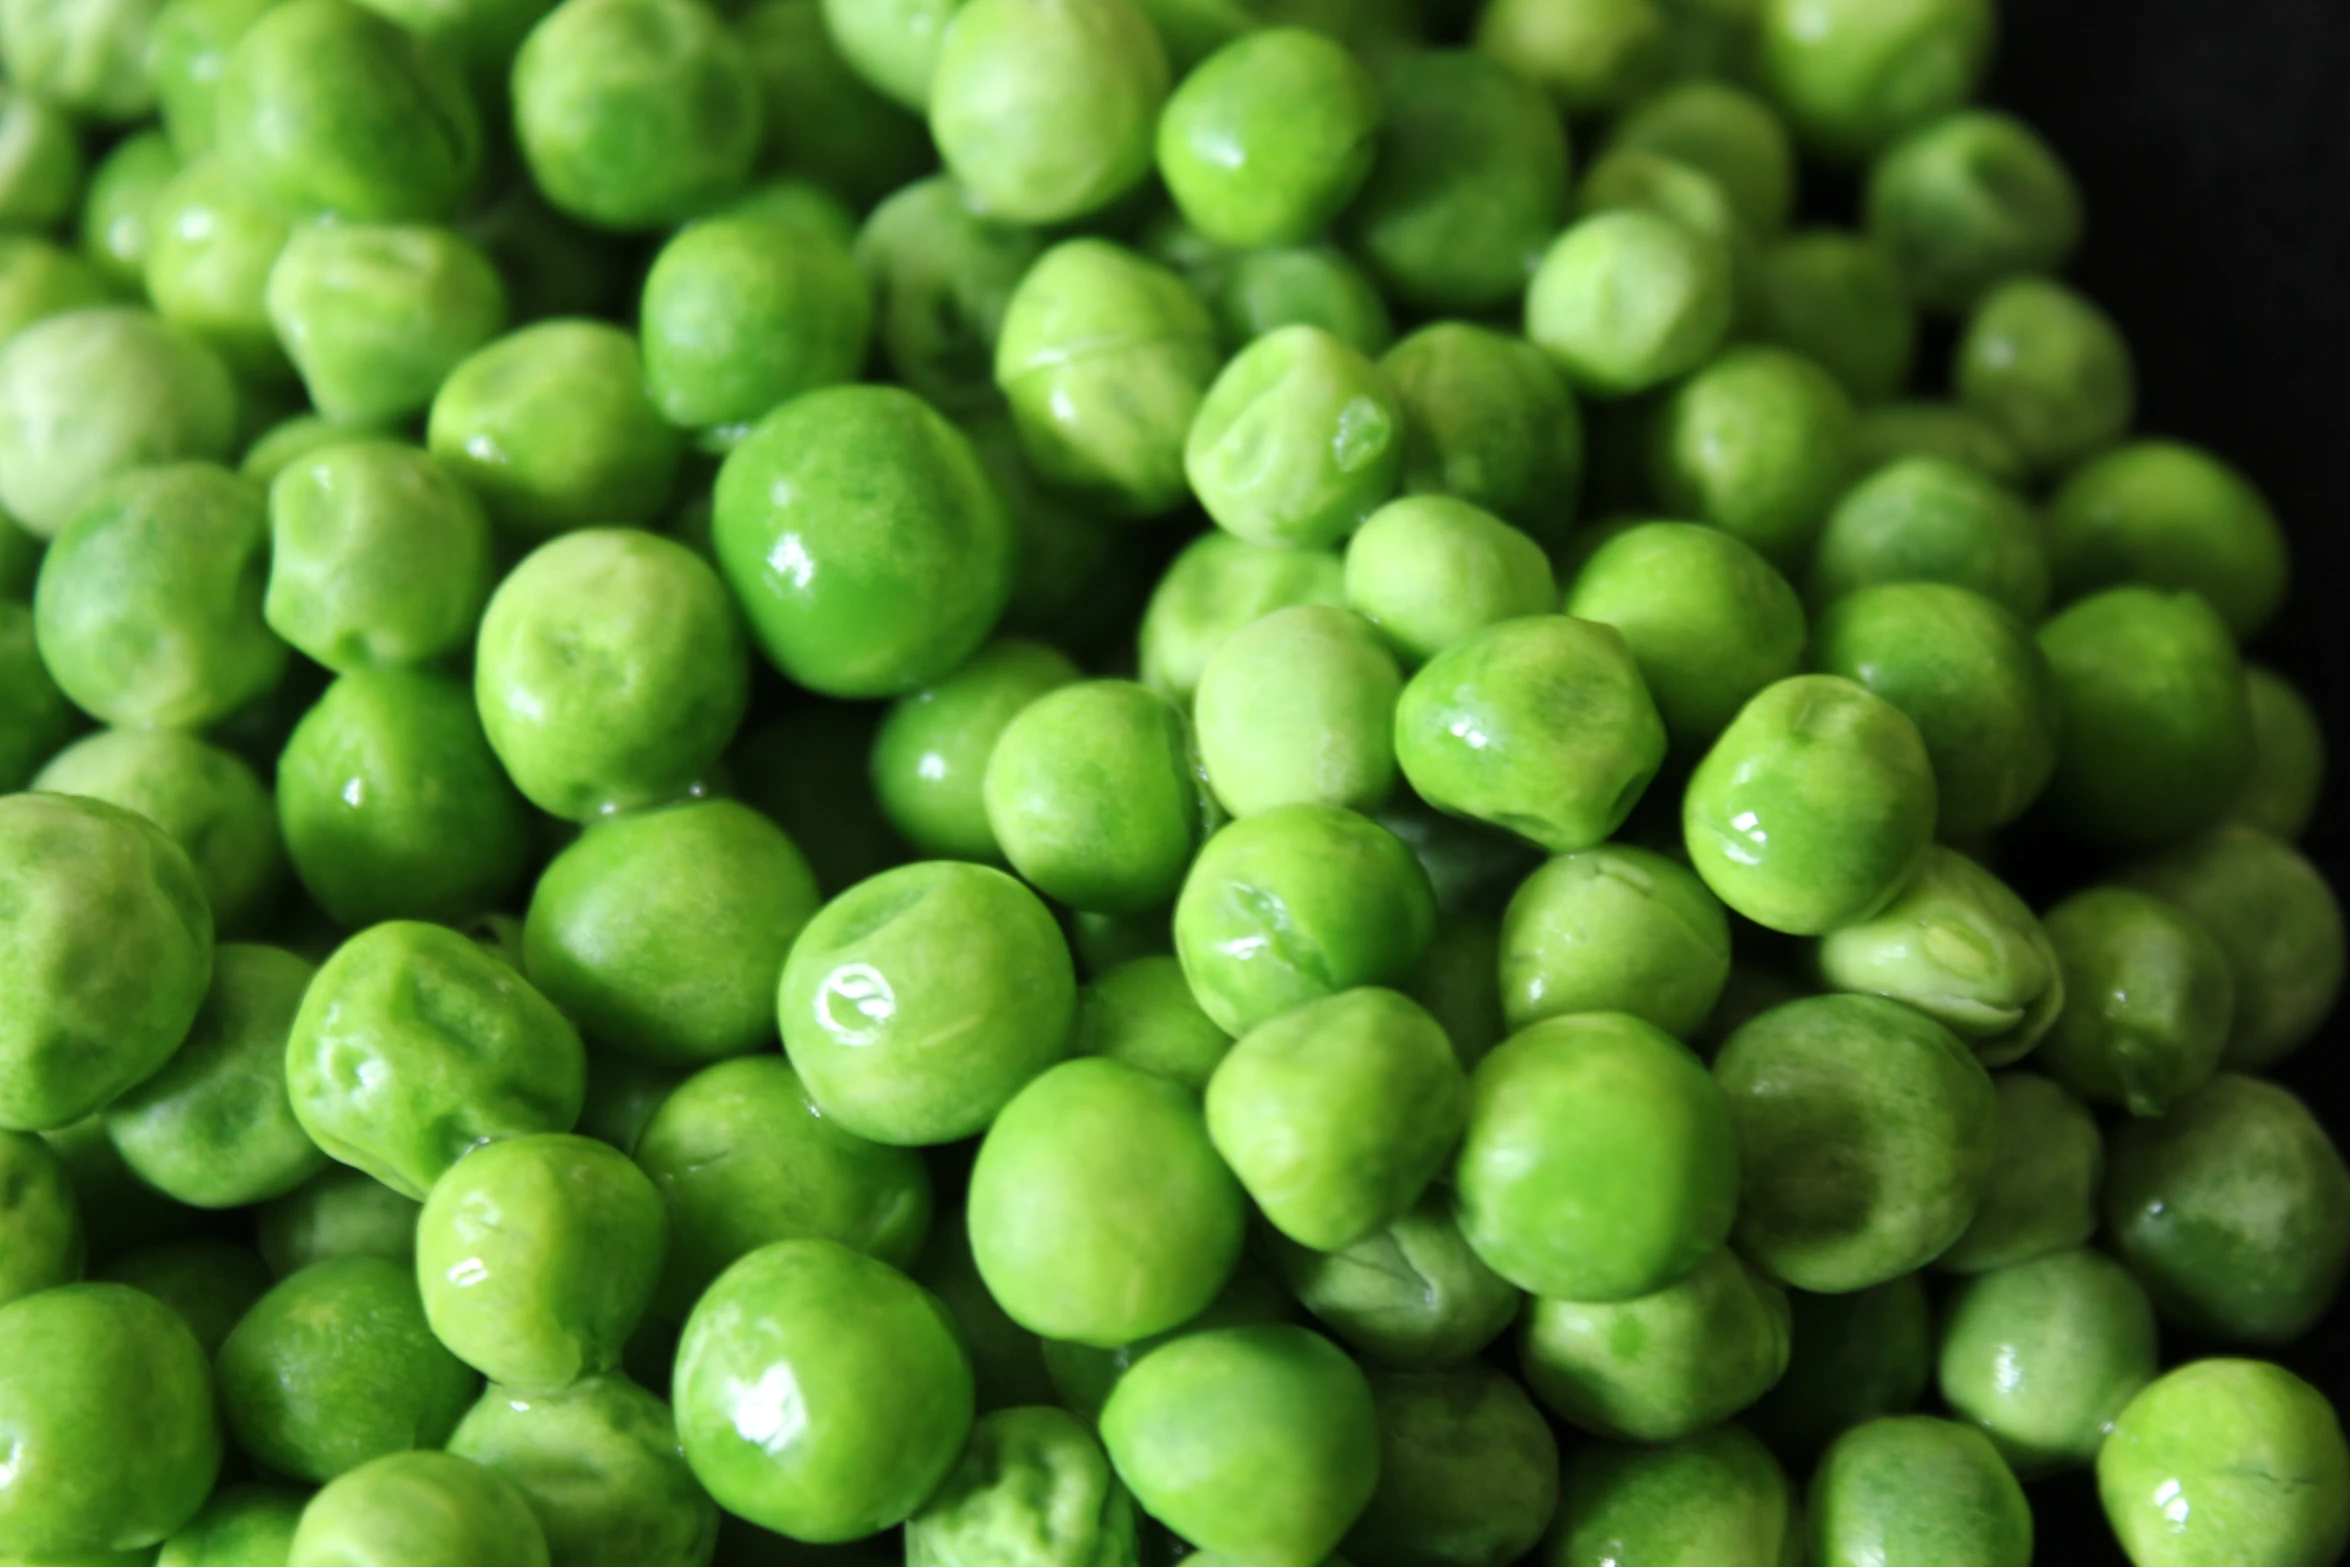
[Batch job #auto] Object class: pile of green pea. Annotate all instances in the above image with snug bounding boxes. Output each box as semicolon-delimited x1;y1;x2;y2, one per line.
0;0;2343;1563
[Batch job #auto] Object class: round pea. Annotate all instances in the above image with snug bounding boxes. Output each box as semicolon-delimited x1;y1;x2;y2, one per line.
1139;530;1347;707
1935;1071;2100;1273
1497;844;1730;1040
142;155;294;384
2049;438;2289;638
1344;1364;1561;1567
1751;229;1917;401
267;221;509;427
0;1128;79;1307
1379;322;1583;549
2234;664;2326;840
78;131;177;290
1036;1254;1295;1426
1073;954;1234;1094
870;638;1080;862
1956;276;2136;476
1473;0;1664;116
2037;885;2234;1116
1937;1247;2158;1475
1865;110;2080;313
1609;79;1797;235
0;0;162;121
1547;1424;1799;1567
1648;343;1856;567
1344;499;1554;672
287;1450;549;1567
1187;324;1405;551
1807;1416;2031;1567
905;1405;1140;1565
819;0;962;108
1158;28;1379;248
1527;210;1734;399
1196;605;1401;817
1849;398;2029;486
1744;1275;1931;1462
1811;456;2047;625
853;175;1042;417
257;1165;421;1277
1756;0;1995;160
1267;1189;1521;1371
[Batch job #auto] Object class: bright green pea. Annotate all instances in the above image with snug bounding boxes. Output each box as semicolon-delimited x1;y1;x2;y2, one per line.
1455;1012;1737;1302
674;1238;974;1543
0;1128;79;1307
1157;29;1379;248
1937;1248;2156;1475
822;0;966;110
96;1240;270;1357
1755;0;1995;160
1201;244;1395;358
155;1484;306;1567
2099;1359;2350;1567
1715;994;1995;1292
1073;954;1234;1095
1348;51;1569;314
2048;438;2288;638
727;706;910;897
512;0;761;231
1744;1276;1930;1462
1195;605;1401;817
0;238;107;353
143;156;294;383
1934;1071;2099;1274
2038;885;2232;1117
277;668;531;928
1187;324;1404;550
287;1450;549;1567
1473;0;1664;115
1865;110;2080;313
1810;455;2047;623
1344;497;1555;669
526;800;820;1068
741;0;933;208
1848;398;2029;486
1345;1365;1560;1567
429;320;683;537
1957;276;2136;476
1547;1424;1798;1567
714;174;854;256
1101;1325;1378;1567
78;132;176;291
1498;844;1729;1040
286;921;585;1198
1527;210;1734;399
1139;530;1347;706
1808;1416;2030;1567
0;1284;219;1559
854;175;1041;416
1650;344;1856;566
904;1406;1140;1565
1609;79;1797;235
714;383;1015;695
217;1255;480;1482
1379;323;1583;549
0;87;83;230
266;221;507;426
870;638;1080;862
1268;1189;1520;1371
1751;229;1916;402
2234;665;2326;840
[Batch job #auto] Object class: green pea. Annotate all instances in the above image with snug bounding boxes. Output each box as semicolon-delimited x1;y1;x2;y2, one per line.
1073;954;1235;1095
727;706;910;897
0;794;212;1133
1811;457;2046;625
2234;665;2326;840
969;1057;1245;1346
1348;51;1570;314
77;131;177;290
820;0;962;109
1682;675;1937;935
1195;605;1401;817
1269;1191;1520;1372
1865;110;2080;313
96;1240;271;1357
741;0;933;208
1937;1248;2157;1476
1344;1365;1561;1567
632;1055;932;1316
1956;275;2136;476
1609;80;1797;235
1158;29;1379;249
1497;844;1730;1040
141;156;293;383
0;1284;219;1559
0;1128;79;1307
1649;343;1856;566
905;1406;1140;1564
2099;1359;2350;1567
2037;587;2252;849
983;680;1212;915
854;175;1041;416
429;320;684;537
869;639;1079;862
1715;994;1995;1291
217;1255;481;1482
1751;229;1916;402
286;920;586;1199
1744;1275;1930;1462
1848;399;2029;486
674;1238;974;1543
1576;147;1748;280
1379;323;1583;549
1174;804;1436;1036
1755;0;1995;160
1807;1416;2030;1567
256;1165;418;1276
239;412;380;485
1473;0;1664;115
2047;439;2290;640
267;221;508;427
1343;498;1554;671
1527;210;1734;399
1934;1071;2099;1273
155;1484;306;1567
2037;885;2232;1117
1138;530;1346;707
714;383;1016;695
929;0;1168;225
1188;325;1404;550
1547;1424;1799;1567
277;668;531;928
1202;244;1396;358
0;238;108;353
1100;1325;1379;1567
287;1450;549;1567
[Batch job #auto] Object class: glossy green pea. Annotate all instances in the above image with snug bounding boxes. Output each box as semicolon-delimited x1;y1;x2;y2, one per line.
0;1129;79;1307
715;383;1015;695
1813;455;2046;623
1649;344;1856;566
1344;497;1556;670
870;639;1079;862
2234;665;2326;839
1546;1424;1798;1567
727;706;909;898
2099;1359;2350;1567
741;0;932;208
287;1450;549;1567
142;156;293;383
0;1284;219;1559
970;1057;1245;1346
1935;1071;2099;1273
1744;1276;1929;1462
1158;29;1379;248
1808;1416;2030;1567
266;221;507;427
1268;1190;1520;1371
854;176;1040;417
286;921;585;1199
1473;0;1663;115
2039;587;2252;849
1755;0;1995;160
2104;1073;2350;1345
1188;325;1404;551
96;1241;270;1357
1196;606;1401;817
0;794;212;1133
1498;844;1730;1040
1938;1248;2157;1475
217;1255;480;1482
819;0;962;108
1527;211;1733;400
1101;1325;1379;1567
155;1483;306;1567
1073;955;1234;1094
1848;399;2029;486
1345;1365;1560;1567
278;668;530;928
1609;80;1797;235
256;1165;418;1276
1751;230;1916;402
675;1238;974;1543
512;0;761;231
1378;323;1582;550
1348;52;1569;314
1716;994;1995;1291
1174;804;1436;1036
904;1405;1140;1565
0;87;83;230
1957;276;2136;475
0;308;238;537
429;320;683;537
929;0;1167;224
1138;531;1347;707
632;1055;931;1317
0;238;108;351
79;133;176;290
910;1206;1056;1413
2049;438;2289;638
2037;886;2232;1116
1865;110;2080;313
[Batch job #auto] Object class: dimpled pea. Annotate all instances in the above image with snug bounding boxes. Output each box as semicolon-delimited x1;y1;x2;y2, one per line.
156;1484;306;1567
904;1406;1139;1567
1650;345;1856;566
0;1284;219;1559
1866;111;2080;313
0;307;238;537
1344;498;1557;669
143;157;293;383
1186;325;1404;551
512;0;760;231
1809;1417;2030;1567
1498;845;1730;1040
1548;1424;1797;1567
1716;994;1995;1291
716;383;1015;694
1344;1365;1560;1567
1935;1071;2099;1273
100;944;321;1209
267;222;508;427
0;88;82;230
2101;1358;2350;1567
1526;211;1733;400
1957;276;2135;475
79;132;177;290
1751;230;1916;402
2049;440;2289;640
2038;886;2231;1116
1348;52;1569;314
1744;1276;1929;1461
1609;80;1797;235
854;177;1041;417
0;239;107;350
1139;531;1346;706
640;216;869;438
0;1129;79;1306
1756;0;1993;160
871;640;1078;863
1811;458;2047;625
742;0;932;209
1101;1325;1378;1567
525;801;820;1068
217;1256;480;1482
1379;323;1583;549
288;1450;550;1567
632;1056;931;1315
929;0;1166;225
983;681;1210;915
2235;665;2326;839
32;729;281;933
286;921;586;1198
2040;587;2252;849
1196;606;1401;817
0;794;212;1133
1270;1191;1521;1371
1937;1248;2156;1476
1158;29;1379;248
1175;804;1436;1036
1850;399;2029;485
2104;1073;2350;1345
1396;616;1666;855
1472;0;1663;116
429;321;683;537
1074;955;1234;1095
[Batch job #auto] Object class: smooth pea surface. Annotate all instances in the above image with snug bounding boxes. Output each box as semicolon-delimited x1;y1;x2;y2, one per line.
1345;1364;1560;1567
1808;1416;2031;1567
1937;1248;2158;1475
2037;885;2233;1116
1498;844;1730;1040
1546;1424;1797;1567
1933;1072;2099;1274
286;1450;549;1567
